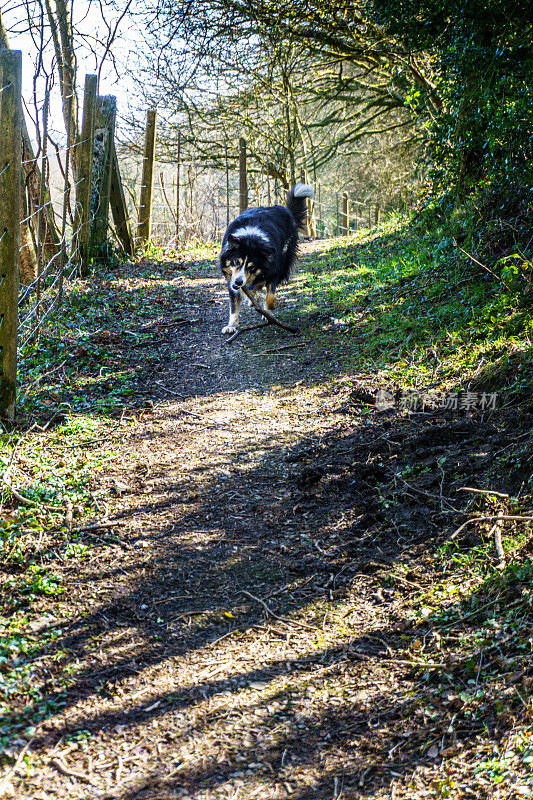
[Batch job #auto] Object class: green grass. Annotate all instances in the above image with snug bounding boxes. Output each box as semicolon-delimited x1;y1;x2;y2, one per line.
1;217;532;787
293;216;533;399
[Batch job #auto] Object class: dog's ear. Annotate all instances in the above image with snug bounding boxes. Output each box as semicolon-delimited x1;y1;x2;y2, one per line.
226;233;239;248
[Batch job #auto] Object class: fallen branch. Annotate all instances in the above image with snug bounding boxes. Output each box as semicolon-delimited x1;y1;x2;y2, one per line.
137;315;186;331
451;514;533;540
242;286;300;333
63;495;73;533
224;287;301;344
155;381;187;398
17;360;67;406
262;342;306;353
50;757;94;784
226;322;270;344
453;239;514;293
71;519;118;533
458;487;510;499
84;532;129;548
491;517;506;569
169;609;209;623
242;589;317;631
0;738;34;793
1;478;61;512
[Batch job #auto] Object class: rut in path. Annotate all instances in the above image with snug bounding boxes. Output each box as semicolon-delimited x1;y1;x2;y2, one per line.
14;249;517;800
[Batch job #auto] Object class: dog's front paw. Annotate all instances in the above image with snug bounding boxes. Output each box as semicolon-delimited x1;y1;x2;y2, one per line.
222;325;238;334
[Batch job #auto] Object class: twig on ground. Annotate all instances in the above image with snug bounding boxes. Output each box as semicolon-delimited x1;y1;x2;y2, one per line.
382;657;447;669
259;342;306;353
242;589;317;631
84;532;129;548
226;322;270;344
50;758;94;784
169;609;209;623
17;360;67;406
71;519;116;533
138;315;188;331
453;239;514;293
159;318;201;328
450;514;533;540
458;487;510;498
395;474;459;513
241;286;300;333
491;517;506;568
155;381;186;398
63;495;73;532
1;478;61;512
0;738;34;792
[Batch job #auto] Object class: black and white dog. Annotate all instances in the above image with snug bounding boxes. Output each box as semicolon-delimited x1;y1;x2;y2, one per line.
219;183;314;334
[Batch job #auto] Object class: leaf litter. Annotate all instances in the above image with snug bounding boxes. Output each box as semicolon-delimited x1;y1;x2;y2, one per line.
1;238;532;799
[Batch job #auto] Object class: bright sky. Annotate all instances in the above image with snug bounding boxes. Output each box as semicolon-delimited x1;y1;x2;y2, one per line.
2;0;148;144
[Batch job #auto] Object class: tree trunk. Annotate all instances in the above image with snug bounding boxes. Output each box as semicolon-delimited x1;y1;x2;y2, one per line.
0;9;60;264
43;0;79;176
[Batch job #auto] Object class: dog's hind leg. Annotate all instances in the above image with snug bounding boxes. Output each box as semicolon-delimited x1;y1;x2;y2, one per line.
265;285;276;310
222;289;241;334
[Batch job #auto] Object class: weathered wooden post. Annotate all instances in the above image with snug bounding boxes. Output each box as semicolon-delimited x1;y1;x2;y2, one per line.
109;145;133;256
90;94;116;255
224;141;230;227
239;137;247;214
73;74;97;275
341;192;349;236
57;89;75;303
0;50;22;419
137;109;157;247
299;169;315;238
176;129;181;242
317;182;322;238
36;87;50;312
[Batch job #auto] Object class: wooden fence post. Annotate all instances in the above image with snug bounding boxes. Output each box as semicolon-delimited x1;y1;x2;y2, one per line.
239;137;247;214
0;49;22;419
225;141;230;226
341;192;349;236
36;87;50;313
176;129;181;241
299;169;315;238
109;144;133;256
89;94;116;255
73;74;97;275
137;109;157;246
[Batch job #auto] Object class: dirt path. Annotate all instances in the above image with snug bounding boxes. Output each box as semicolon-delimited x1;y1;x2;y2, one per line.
12;246;529;800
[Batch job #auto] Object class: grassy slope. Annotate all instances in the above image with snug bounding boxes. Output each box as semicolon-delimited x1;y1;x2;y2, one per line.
289;218;533;792
1;221;531;793
294;217;533;397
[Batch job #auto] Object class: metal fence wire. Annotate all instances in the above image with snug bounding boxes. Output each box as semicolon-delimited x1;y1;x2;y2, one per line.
17;90;85;349
1;51;385;419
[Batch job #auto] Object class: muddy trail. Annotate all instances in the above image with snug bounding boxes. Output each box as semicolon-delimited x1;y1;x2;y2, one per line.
7;245;532;800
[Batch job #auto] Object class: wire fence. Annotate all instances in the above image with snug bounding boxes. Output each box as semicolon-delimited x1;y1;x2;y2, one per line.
124;155;382;249
0;47;384;418
17;87;84;349
0;53;137;417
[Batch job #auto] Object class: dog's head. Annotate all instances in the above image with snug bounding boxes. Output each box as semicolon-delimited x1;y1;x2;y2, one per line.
220;230;273;292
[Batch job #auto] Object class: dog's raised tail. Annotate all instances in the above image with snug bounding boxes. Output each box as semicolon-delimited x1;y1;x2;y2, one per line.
286;183;314;230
